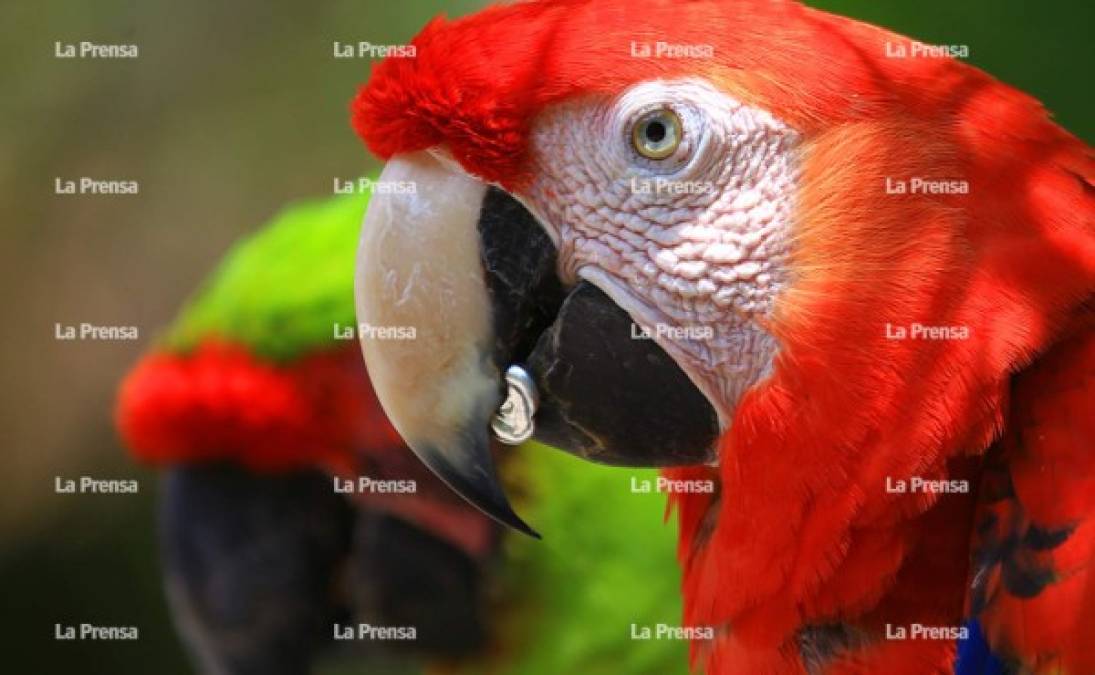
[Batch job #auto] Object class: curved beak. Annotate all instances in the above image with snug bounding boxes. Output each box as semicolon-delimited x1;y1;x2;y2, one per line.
355;152;718;537
354;152;537;536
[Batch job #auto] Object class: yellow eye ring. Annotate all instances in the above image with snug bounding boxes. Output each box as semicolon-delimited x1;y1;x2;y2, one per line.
631;108;682;160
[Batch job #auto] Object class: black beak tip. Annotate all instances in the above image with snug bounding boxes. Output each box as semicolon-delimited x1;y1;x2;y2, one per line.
414;442;541;540
493;505;542;540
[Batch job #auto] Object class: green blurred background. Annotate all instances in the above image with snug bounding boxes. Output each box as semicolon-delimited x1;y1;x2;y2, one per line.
0;0;1090;673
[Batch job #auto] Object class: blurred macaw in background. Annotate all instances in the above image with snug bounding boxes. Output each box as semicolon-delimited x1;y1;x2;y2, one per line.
116;192;690;675
349;0;1094;673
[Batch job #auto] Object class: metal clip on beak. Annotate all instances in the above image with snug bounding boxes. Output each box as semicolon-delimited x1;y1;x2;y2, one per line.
491;365;539;445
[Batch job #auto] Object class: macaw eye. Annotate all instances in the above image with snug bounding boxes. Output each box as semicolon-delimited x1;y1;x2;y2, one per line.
631;108;682;160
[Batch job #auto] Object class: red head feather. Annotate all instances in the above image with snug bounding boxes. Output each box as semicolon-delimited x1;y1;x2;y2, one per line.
354;0;899;188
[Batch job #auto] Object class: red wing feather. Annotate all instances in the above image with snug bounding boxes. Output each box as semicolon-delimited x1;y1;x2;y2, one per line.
968;315;1095;673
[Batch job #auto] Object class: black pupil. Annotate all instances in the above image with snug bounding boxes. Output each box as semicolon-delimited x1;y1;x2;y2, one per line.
645;120;667;144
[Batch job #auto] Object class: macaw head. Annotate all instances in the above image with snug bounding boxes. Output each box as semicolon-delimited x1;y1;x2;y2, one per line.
351;0;1093;547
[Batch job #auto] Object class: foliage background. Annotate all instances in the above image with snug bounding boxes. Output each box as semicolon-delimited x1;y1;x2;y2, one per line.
1;0;1091;672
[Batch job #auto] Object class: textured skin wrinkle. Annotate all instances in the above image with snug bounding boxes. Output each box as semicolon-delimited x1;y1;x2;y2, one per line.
522;80;800;420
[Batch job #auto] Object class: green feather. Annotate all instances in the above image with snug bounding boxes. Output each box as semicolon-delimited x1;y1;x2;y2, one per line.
164;191;370;361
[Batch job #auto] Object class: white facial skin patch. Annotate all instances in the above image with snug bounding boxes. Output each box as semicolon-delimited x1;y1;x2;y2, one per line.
520;79;801;423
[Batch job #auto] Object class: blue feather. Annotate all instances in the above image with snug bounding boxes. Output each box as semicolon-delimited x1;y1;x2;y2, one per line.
954;619;1007;675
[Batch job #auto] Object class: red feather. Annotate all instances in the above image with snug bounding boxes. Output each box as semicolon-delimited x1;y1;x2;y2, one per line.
116;341;497;556
968;317;1095;673
116;341;396;475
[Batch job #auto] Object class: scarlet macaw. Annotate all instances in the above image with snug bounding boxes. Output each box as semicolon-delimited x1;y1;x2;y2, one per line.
350;1;1094;673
